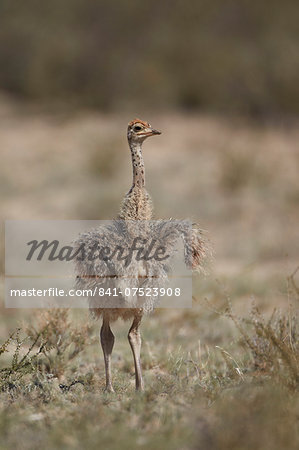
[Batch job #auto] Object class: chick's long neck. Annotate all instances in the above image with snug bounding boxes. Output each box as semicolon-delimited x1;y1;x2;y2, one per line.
129;140;145;188
118;139;153;220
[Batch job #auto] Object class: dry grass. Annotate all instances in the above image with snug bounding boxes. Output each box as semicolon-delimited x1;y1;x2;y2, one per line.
0;298;298;449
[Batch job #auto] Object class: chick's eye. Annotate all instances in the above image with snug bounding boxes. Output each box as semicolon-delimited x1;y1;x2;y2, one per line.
134;126;142;131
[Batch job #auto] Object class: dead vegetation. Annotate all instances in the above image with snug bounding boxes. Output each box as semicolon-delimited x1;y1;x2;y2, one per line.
0;277;298;449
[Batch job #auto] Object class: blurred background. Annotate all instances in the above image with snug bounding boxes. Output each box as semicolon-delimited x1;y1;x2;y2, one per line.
0;0;299;116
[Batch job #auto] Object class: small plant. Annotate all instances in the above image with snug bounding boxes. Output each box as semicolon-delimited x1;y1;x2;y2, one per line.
240;304;298;389
201;289;299;391
26;309;93;378
0;328;45;391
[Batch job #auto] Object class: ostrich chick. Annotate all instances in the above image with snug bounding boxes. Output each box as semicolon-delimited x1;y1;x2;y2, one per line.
75;119;207;392
106;119;161;391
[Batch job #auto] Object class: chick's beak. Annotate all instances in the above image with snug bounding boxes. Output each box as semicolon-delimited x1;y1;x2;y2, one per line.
150;128;161;135
139;127;162;137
